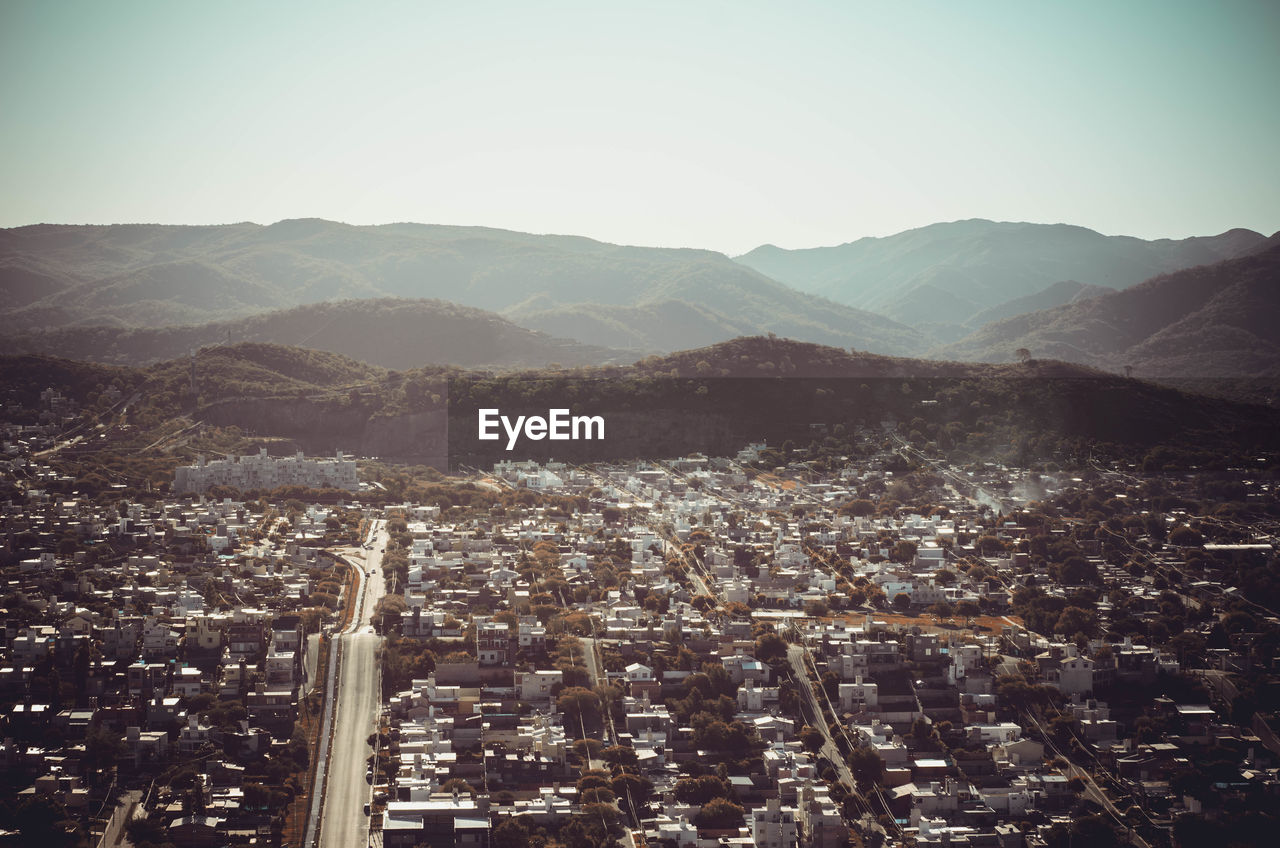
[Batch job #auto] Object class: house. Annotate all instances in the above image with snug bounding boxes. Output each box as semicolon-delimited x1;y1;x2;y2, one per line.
624;663;653;683
515;670;563;702
476;621;513;666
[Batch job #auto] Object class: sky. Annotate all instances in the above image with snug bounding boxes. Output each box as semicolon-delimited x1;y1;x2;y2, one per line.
2;0;1278;255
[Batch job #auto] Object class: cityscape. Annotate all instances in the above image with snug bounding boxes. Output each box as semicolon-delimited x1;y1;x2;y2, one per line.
3;5;1278;847
2;377;1276;847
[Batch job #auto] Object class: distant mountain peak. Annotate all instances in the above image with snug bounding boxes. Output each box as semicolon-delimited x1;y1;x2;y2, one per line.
734;219;1269;329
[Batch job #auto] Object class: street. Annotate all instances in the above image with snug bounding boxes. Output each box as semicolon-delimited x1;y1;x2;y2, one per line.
311;520;388;848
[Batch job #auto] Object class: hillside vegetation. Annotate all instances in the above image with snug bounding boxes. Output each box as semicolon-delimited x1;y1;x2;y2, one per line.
0;298;630;369
934;243;1280;385
14;337;1279;483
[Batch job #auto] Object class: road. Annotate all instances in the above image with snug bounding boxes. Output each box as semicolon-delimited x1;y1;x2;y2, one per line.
787;646;858;792
310;519;388;848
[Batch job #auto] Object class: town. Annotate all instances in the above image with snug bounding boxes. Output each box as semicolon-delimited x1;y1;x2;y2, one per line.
2;391;1278;848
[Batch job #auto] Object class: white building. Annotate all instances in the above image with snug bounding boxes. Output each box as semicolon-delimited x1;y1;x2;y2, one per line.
173;449;357;494
751;797;798;848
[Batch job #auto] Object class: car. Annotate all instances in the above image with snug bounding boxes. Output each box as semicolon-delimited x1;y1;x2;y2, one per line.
363;803;370;816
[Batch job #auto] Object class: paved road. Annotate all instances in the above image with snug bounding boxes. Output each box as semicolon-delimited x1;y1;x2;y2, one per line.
787;645;858;791
98;789;142;848
315;520;388;848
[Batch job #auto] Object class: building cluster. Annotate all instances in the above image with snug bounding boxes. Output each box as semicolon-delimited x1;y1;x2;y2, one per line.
1;381;1278;848
365;455;1279;847
173;448;359;494
0;479;362;846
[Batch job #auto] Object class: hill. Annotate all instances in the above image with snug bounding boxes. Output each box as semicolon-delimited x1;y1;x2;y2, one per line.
14;337;1279;480
0;298;631;369
0;220;924;356
448;335;1280;469
964;280;1114;330
735;219;1267;329
932;243;1280;384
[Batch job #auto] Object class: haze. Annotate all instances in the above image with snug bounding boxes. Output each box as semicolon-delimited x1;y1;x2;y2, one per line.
2;0;1278;254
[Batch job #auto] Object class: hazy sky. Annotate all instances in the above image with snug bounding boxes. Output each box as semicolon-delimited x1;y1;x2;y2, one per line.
3;0;1277;254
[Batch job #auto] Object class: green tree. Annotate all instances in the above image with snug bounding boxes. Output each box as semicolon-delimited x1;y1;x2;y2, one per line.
754;631;789;662
891;540;918;563
492;818;531;848
847;746;885;791
611;772;654;813
557;687;602;729
1053;606;1098;638
602;744;638;768
694;797;745;829
799;725;825;754
83;726;123;773
674;774;729;805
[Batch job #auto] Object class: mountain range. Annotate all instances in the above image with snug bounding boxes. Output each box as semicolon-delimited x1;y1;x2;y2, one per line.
3;218;1278;385
934;239;1280;380
0;220;922;356
735;219;1267;329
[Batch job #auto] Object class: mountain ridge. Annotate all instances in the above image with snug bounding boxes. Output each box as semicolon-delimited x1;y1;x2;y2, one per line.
932;242;1280;382
734;219;1269;328
0;298;634;370
0;219;923;356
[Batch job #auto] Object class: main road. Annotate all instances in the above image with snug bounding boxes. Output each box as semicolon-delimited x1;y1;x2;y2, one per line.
307;519;388;848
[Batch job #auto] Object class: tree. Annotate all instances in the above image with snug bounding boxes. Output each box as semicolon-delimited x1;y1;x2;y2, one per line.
12;795;88;848
1017;348;1031;364
1058;556;1098;585
557;687;601;729
602;744;638;768
611;772;654;813
799;725;825;754
674;774;730;805
890;540;918;563
572;738;603;763
1053;606;1098;638
847;746;885;791
124;816;172;848
892;593;912;612
694;797;746;829
840;499;876;517
754;631;789;662
83;726;123;773
492;818;531;848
